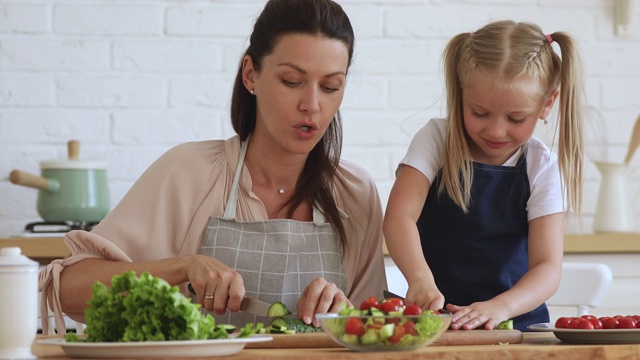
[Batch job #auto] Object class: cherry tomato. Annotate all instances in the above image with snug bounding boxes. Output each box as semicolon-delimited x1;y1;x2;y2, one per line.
581;315;597;320
344;317;365;336
588;318;603;329
602;317;619;329
555;317;572;329
380;300;400;313
576;320;595;329
617;317;637;329
568;318;587;329
403;304;423;316
387;324;406;343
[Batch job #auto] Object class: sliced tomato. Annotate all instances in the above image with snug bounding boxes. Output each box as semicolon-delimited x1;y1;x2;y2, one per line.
344;317;365;336
402;321;418;336
359;296;380;311
387;324;406;343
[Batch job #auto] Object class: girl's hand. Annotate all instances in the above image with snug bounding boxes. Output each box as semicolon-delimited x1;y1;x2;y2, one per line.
446;300;510;330
297;277;350;327
185;255;245;315
405;283;445;311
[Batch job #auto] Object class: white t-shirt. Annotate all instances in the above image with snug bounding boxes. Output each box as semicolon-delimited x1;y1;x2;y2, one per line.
400;118;565;221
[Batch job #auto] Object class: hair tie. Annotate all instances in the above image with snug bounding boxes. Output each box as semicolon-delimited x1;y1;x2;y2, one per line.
545;34;553;44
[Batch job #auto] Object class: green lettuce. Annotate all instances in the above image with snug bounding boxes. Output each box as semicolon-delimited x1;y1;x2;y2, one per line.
64;271;241;342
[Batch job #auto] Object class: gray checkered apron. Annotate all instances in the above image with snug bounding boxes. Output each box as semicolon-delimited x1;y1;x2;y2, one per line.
199;139;347;327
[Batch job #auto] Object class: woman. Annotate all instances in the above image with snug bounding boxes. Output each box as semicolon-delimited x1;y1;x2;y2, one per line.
40;0;386;334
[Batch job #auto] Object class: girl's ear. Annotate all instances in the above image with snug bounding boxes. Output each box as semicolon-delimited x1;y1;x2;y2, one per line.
540;89;559;120
241;55;256;93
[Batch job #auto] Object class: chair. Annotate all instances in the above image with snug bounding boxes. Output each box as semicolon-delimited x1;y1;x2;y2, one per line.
547;262;613;316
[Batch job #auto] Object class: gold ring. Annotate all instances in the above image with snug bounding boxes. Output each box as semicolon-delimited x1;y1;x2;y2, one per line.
204;293;214;300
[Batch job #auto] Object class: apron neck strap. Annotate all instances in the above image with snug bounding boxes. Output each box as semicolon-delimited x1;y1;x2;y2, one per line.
223;136;249;219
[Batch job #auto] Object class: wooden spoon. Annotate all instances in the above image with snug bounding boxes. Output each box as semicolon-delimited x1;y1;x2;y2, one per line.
624;113;640;164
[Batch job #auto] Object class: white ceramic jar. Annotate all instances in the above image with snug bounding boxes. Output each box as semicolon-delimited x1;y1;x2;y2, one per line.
0;247;38;360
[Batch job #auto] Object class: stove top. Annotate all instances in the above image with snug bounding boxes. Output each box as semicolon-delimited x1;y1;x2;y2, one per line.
24;221;99;233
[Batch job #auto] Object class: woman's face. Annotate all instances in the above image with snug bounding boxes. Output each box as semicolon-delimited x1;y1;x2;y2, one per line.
243;34;349;155
461;69;557;165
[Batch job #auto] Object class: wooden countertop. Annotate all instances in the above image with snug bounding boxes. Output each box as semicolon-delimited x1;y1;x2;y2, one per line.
30;333;640;359
383;232;640;255
2;232;640;265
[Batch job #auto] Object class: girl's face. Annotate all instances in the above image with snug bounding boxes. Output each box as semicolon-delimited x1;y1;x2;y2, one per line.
242;34;349;155
461;69;558;165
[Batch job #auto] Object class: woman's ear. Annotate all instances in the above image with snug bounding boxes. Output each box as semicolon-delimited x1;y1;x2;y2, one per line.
241;55;256;93
540;89;559;120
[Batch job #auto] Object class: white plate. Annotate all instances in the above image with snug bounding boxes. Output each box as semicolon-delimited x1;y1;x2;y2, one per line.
528;322;640;344
37;335;273;358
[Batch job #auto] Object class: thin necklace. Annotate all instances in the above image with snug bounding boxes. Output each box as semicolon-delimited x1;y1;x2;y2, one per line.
277;186;295;194
244;157;295;195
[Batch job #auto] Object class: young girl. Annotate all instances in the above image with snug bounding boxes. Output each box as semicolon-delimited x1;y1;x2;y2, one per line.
383;20;584;332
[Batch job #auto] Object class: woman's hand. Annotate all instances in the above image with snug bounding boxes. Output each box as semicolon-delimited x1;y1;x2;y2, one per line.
297;277;350;327
446;299;510;330
405;283;445;312
185;255;245;315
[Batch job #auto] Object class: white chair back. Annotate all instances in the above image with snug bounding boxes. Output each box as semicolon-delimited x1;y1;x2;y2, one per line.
547;262;613;316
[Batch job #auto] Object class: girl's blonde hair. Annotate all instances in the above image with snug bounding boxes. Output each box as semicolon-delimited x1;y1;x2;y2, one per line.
440;20;584;218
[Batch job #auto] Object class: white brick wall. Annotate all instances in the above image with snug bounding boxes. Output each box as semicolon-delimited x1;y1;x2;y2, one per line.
1;0;640;236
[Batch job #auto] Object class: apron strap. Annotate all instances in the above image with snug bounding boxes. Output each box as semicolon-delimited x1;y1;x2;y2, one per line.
223;137;249;220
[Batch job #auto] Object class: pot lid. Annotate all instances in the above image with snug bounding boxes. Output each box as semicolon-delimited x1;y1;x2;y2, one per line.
0;247;38;268
39;140;107;170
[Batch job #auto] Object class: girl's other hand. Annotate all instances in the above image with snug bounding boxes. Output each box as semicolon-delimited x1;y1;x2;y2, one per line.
446;300;509;330
297;277;350;327
405;283;445;312
185;255;245;315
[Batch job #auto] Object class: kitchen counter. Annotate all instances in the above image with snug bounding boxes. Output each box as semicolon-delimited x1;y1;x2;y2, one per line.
2;233;640;265
0;236;68;264
30;333;640;359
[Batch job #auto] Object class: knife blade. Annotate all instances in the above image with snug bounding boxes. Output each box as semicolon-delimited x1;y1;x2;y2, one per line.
187;283;271;316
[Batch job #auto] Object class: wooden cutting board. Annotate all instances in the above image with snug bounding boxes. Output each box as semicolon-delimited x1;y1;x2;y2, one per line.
244;330;522;348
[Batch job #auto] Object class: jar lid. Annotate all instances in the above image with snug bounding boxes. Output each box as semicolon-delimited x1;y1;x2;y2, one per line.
0;247;38;267
40;160;108;170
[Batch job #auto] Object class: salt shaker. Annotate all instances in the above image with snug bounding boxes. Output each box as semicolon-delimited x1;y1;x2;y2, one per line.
0;247;38;360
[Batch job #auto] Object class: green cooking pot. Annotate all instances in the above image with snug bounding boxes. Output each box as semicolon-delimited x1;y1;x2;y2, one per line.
9;141;110;223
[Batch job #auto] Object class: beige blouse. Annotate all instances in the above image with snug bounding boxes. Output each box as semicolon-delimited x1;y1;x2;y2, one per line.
39;136;387;334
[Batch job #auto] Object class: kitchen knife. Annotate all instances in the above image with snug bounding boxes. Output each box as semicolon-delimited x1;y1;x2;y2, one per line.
187;283;271;316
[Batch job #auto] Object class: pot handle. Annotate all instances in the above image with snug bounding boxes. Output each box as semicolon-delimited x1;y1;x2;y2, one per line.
9;170;59;192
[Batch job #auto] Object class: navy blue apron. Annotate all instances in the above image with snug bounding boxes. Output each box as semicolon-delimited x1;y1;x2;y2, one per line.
417;151;548;331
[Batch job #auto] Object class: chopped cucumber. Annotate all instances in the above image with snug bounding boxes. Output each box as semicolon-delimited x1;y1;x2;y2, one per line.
267;302;291;318
214;324;237;334
497;320;514;330
379;323;395;341
341;334;360;344
360;329;380;345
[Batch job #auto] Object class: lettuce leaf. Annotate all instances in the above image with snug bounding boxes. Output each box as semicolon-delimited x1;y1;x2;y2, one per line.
66;271;227;342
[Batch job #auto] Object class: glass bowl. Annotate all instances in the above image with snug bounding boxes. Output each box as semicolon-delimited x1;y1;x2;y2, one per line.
315;312;452;352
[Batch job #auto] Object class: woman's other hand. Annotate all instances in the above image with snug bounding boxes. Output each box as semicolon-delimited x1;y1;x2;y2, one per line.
297;277;350;327
185;255;245;315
